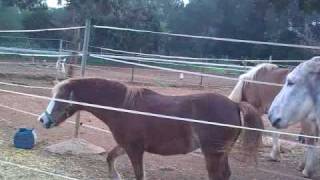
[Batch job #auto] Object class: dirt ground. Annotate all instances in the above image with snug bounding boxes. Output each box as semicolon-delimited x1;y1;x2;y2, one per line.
0;62;319;180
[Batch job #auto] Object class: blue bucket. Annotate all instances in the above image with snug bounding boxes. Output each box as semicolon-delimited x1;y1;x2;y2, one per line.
13;128;37;149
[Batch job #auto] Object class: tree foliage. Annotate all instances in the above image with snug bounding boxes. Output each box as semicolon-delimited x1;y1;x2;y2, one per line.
0;0;46;10
1;0;320;60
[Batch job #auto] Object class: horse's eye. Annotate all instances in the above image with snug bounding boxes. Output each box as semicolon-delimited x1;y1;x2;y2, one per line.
287;80;294;86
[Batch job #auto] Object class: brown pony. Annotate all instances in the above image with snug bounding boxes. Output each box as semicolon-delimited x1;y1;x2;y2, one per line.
38;78;263;180
228;63;318;177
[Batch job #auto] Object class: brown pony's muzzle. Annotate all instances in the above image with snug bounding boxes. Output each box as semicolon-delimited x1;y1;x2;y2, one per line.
38;112;55;129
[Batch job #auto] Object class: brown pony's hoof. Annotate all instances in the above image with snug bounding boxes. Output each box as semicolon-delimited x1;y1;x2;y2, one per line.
267;157;280;162
109;172;122;180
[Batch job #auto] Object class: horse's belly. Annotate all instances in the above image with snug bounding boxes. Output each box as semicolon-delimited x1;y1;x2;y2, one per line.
145;135;200;155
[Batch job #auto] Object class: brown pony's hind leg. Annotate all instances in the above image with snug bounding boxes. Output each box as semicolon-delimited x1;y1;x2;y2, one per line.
107;145;125;180
125;146;145;180
201;148;230;180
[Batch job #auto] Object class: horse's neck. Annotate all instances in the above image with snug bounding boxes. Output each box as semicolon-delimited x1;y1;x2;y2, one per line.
76;82;128;126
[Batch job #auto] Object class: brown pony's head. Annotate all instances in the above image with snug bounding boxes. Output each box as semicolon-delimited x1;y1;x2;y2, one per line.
38;79;78;129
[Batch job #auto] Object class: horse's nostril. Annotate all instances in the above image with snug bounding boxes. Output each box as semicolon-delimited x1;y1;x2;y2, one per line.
39;118;44;123
272;118;281;127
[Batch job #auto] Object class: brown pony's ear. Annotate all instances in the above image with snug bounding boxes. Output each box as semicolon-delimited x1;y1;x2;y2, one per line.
52;80;60;85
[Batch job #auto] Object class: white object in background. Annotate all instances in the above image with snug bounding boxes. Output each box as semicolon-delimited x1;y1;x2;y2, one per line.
179;73;184;80
56;58;67;73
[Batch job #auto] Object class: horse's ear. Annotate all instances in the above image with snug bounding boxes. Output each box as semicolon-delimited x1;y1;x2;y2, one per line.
52;80;60;85
307;56;320;73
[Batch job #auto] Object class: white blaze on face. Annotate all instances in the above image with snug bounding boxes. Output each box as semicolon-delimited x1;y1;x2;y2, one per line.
38;95;57;128
38;112;50;125
46;99;56;115
46;94;57;115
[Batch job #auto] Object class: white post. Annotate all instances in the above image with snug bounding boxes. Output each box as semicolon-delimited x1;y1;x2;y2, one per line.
74;19;91;138
269;55;273;64
56;40;64;80
58;39;63;61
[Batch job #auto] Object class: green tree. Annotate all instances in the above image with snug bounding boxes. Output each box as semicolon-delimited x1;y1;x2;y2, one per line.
0;0;46;10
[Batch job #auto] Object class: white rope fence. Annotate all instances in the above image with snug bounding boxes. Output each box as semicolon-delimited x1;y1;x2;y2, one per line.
0;82;52;90
0;52;75;57
0;35;61;42
91;54;284;87
0;86;319;140
100;54;253;69
94;25;320;50
0;36;74;45
0;47;248;73
94;46;306;63
0;26;84;33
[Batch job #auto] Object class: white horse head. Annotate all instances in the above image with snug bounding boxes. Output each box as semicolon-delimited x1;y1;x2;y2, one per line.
268;56;320;129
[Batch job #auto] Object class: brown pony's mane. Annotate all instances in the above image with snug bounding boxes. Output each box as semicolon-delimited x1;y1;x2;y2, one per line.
123;86;145;108
52;78;74;95
53;78;155;108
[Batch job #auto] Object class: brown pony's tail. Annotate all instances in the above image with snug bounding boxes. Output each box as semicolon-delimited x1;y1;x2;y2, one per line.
238;102;264;163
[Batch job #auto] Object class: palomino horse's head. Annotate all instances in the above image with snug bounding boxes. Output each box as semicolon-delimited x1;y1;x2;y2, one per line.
268;57;320;129
38;80;78;128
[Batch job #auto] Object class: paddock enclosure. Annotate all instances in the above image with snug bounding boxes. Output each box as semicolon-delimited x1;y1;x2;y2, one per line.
0;24;319;180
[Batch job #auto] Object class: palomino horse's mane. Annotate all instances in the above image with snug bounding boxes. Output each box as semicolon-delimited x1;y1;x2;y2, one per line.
242;63;278;81
229;63;279;102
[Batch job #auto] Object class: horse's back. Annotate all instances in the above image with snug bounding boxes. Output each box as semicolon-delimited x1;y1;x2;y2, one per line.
191;93;241;149
130;92;241;155
243;67;289;113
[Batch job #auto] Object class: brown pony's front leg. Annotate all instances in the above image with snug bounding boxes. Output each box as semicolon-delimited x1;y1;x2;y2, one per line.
107;145;125;180
125;146;145;180
202;149;230;180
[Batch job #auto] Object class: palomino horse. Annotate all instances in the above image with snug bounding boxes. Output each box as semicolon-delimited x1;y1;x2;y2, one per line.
230;63;318;177
229;63;289;161
38;78;263;180
269;57;320;178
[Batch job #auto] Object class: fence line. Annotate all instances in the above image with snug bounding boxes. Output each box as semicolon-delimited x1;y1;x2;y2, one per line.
1;86;320;140
0;52;76;57
0;159;79;180
0;36;73;44
92;54;283;87
0;82;52;90
0;26;84;33
0;35;61;42
0;48;247;72
96;55;248;72
95;46;306;63
94;25;320;50
101;54;253;69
